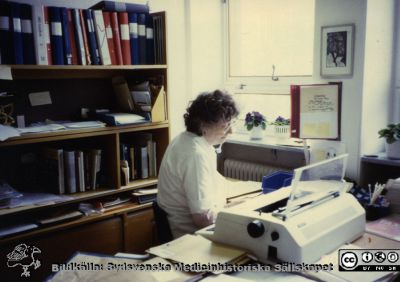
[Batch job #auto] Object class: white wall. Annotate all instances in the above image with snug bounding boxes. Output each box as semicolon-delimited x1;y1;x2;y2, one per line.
361;0;395;155
391;0;400;122
314;0;367;180
186;0;224;97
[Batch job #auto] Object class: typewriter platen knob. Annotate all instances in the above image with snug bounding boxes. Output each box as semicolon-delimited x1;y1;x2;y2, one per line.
271;231;279;241
247;220;265;238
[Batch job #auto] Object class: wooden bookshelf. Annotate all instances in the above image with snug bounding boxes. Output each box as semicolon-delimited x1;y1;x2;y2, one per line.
0;12;168;281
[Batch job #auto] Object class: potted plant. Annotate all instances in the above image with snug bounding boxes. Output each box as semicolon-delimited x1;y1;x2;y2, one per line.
245;111;267;140
271;116;290;138
378;123;400;159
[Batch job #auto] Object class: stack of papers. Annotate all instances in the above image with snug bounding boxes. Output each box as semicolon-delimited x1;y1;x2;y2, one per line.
132;188;158;204
18;124;66;134
132;188;158;196
0;125;20;141
17;121;106;134
147;234;247;274
99;113;147;126
0;121;106;141
61;121;106;129
0;181;22;207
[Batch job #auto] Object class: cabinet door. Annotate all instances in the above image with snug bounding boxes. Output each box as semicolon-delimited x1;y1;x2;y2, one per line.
0;217;123;282
124;208;155;254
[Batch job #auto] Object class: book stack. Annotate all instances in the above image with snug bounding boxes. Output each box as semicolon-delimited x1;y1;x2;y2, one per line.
120;133;157;184
40;147;103;195
132;187;157;204
0;1;164;65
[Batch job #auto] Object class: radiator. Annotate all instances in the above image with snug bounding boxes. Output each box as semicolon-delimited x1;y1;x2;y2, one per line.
223;158;287;181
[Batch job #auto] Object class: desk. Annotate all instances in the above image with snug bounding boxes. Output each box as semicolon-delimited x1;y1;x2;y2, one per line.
48;230;399;282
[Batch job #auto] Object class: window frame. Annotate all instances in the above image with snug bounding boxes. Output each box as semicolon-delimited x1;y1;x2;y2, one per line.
222;0;316;93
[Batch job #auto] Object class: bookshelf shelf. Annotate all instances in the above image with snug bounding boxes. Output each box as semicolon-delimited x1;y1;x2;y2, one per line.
0;202;152;244
0;122;169;147
8;64;168;79
0;178;158;219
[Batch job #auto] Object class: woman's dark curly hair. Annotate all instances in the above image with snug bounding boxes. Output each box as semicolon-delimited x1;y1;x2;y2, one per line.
184;90;239;136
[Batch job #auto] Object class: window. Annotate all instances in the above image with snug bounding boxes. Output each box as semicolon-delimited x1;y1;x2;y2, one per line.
227;0;315;78
224;0;315;127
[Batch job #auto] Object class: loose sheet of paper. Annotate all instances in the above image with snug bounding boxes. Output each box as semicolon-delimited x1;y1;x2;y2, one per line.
147;234;246;267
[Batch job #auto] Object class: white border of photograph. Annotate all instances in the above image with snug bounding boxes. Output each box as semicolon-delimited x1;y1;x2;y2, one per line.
321;24;354;77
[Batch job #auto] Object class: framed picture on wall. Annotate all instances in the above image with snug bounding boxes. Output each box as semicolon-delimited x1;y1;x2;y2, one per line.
321;24;354;77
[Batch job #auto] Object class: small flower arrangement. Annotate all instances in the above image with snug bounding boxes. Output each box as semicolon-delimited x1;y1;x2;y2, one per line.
378;123;400;144
245;111;267;131
271;116;290;126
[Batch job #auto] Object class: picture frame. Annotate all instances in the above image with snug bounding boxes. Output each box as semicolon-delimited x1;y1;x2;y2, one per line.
321;24;354;77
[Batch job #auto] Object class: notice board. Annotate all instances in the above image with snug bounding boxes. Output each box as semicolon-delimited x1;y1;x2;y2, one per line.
290;82;342;139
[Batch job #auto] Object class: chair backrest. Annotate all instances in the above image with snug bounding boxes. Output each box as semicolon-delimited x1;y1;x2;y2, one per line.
152;200;173;244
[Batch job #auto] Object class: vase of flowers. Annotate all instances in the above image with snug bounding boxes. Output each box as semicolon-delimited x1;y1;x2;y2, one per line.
378;123;400;159
245;111;266;140
272;116;290;138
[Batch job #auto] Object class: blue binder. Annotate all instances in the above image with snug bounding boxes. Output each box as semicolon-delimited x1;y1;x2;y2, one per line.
60;7;72;65
145;14;154;65
128;13;139;65
20;4;36;65
10;2;24;64
48;7;64;65
90;1;149;13
83;9;100;65
0;1;12;64
137;13;147;65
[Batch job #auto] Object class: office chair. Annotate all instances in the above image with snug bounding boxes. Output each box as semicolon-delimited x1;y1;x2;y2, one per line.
152;200;173;244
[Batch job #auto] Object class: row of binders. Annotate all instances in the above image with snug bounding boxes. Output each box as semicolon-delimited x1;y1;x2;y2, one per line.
120;133;157;185
41;147;102;195
0;0;164;66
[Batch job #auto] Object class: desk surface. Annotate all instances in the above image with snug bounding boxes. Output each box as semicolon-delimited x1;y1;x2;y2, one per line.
361;153;400;167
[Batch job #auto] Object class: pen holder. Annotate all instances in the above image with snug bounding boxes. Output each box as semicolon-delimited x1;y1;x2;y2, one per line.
364;204;391;221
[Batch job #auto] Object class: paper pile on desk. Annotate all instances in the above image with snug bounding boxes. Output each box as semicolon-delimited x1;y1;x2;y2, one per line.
147;234;247;274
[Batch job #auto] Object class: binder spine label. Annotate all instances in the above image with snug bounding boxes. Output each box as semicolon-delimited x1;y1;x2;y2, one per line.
146;28;153;39
138;25;145;36
44;22;50;43
13;18;22;32
21;19;32;33
120;24;129;40
106;26;112;38
0;16;9;29
129;23;138;34
51;22;62;36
